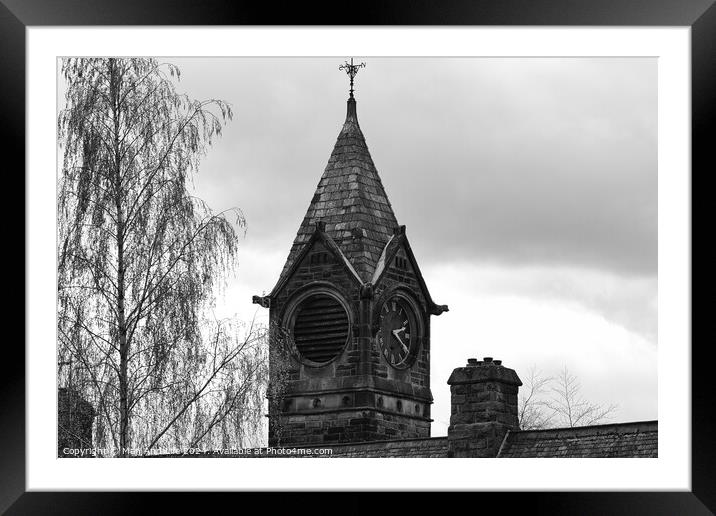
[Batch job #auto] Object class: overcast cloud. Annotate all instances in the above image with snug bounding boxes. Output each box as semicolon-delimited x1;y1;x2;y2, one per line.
178;58;656;274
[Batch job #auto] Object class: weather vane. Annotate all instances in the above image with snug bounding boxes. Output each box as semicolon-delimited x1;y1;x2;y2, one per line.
339;58;366;98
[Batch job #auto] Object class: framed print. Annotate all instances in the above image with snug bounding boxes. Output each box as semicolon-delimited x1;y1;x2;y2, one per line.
8;0;715;513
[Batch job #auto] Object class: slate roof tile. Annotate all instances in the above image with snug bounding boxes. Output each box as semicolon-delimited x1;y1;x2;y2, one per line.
497;420;658;458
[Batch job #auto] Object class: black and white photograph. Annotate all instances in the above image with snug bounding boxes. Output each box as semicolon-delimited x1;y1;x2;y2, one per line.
6;0;711;508
56;56;659;459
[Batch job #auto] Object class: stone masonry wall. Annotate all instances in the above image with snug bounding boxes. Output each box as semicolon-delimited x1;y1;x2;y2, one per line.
272;408;430;446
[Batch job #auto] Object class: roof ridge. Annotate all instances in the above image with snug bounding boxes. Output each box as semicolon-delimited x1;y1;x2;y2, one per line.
512;420;658;434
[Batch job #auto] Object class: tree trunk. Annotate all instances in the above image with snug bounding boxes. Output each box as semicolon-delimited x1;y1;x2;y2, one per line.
109;59;130;457
117;219;128;456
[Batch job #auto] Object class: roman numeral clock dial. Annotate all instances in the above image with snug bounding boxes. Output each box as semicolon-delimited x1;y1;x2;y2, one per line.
377;296;418;368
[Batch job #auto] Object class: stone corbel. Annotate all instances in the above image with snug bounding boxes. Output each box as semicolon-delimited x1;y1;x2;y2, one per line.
252;295;271;308
430;303;449;316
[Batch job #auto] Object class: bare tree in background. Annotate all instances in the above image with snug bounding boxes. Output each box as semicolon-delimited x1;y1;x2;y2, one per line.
517;365;553;430
545;365;617;428
57;57;266;456
518;365;617;430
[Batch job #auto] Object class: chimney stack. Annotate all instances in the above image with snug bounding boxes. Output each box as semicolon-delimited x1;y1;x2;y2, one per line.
447;357;522;457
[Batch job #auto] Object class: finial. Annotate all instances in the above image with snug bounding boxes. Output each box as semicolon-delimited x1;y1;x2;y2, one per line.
339;58;366;99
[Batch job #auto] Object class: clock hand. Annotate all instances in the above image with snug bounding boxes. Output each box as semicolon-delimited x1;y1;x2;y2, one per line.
392;330;409;353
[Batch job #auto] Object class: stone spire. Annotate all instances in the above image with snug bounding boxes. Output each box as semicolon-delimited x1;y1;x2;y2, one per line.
276;89;399;286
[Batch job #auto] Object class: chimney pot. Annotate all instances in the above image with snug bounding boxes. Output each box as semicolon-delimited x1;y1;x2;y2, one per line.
494;360;502;366
467;358;478;366
483;357;493;363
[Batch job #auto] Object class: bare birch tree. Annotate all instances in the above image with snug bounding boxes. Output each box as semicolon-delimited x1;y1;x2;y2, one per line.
57;57;266;456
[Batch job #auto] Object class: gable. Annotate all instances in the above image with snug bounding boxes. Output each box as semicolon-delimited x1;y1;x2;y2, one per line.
269;224;362;299
372;229;447;316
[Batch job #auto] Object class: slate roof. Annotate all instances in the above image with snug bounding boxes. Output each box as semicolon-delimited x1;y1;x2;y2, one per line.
313;437;449;458
497;420;658;458
151;422;657;459
154;437;450;458
276;97;399;287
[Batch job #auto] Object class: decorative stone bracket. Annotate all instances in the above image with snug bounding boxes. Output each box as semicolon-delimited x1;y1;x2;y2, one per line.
252;295;271;308
429;303;449;315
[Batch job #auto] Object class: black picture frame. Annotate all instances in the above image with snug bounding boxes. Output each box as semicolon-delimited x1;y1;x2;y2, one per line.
6;0;714;513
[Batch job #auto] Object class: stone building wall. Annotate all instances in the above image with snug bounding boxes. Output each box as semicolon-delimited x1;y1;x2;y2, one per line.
268;235;433;446
57;388;95;457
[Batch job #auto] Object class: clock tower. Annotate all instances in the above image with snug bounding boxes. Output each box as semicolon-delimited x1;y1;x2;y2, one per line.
253;61;448;446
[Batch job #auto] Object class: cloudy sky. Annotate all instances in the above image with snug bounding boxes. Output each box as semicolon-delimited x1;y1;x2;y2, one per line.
62;57;657;436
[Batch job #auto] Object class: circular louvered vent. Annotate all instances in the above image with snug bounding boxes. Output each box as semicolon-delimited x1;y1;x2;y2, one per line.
291;294;349;364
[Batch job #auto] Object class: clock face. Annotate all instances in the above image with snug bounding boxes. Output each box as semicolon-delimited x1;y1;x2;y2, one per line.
377;297;417;368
